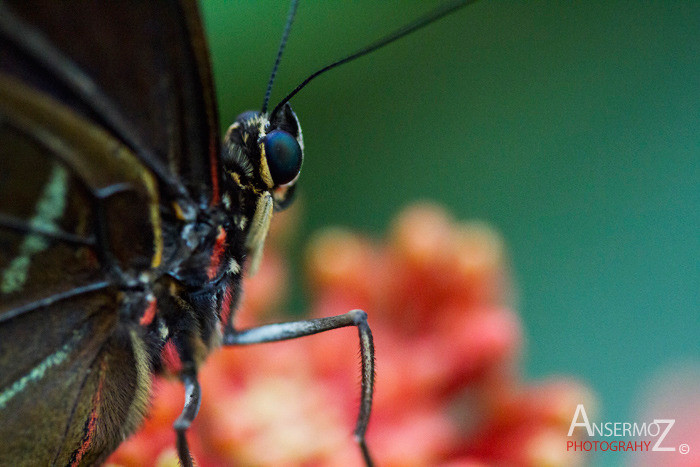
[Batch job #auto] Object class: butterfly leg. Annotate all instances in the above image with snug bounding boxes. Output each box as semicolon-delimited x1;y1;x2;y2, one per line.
223;309;375;467
174;371;201;467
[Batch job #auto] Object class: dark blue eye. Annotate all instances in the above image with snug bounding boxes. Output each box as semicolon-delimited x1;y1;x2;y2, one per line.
264;130;302;185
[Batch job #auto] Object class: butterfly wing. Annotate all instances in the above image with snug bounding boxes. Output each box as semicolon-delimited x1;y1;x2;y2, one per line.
0;0;220;464
0;0;221;204
0;285;142;466
0;73;157;465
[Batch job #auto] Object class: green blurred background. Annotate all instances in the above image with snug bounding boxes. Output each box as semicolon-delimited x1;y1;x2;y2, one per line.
201;1;699;464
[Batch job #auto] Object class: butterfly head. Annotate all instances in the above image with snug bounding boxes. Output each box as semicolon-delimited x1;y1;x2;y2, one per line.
221;103;303;273
222;102;303;209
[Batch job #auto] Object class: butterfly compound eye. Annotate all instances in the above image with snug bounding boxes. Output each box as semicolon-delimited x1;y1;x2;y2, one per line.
264;129;302;185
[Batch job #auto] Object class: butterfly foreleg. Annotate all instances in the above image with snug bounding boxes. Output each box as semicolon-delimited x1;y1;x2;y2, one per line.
222;309;376;467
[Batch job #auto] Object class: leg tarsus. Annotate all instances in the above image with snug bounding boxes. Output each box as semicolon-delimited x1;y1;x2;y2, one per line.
353;311;375;467
356;435;375;467
173;372;201;467
176;429;194;467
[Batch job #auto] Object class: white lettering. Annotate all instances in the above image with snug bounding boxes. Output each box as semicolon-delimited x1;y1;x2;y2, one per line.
647;422;659;437
652;419;675;452
633;423;647;437
568;404;593;436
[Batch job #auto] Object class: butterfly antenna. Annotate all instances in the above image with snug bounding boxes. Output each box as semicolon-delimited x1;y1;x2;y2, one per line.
271;0;477;118
262;0;300;113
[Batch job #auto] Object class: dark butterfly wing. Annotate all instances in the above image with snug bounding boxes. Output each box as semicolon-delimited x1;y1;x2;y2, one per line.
0;0;221;205
0;0;220;464
0;289;149;466
0;73;159;465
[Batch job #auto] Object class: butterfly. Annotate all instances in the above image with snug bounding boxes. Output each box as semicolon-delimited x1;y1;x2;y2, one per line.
0;1;472;465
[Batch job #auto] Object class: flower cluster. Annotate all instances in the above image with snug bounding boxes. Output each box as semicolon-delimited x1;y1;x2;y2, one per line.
108;203;592;466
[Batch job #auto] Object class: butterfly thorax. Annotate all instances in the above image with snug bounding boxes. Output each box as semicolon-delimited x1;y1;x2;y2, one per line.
145;104;304;376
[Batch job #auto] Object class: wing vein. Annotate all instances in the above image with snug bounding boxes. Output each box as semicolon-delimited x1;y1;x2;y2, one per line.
0;3;192;205
0;281;113;324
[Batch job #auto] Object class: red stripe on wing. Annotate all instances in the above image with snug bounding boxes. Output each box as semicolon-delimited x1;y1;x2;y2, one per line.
69;358;107;466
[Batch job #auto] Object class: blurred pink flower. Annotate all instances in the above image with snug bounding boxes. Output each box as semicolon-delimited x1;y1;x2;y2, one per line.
108;203;593;466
